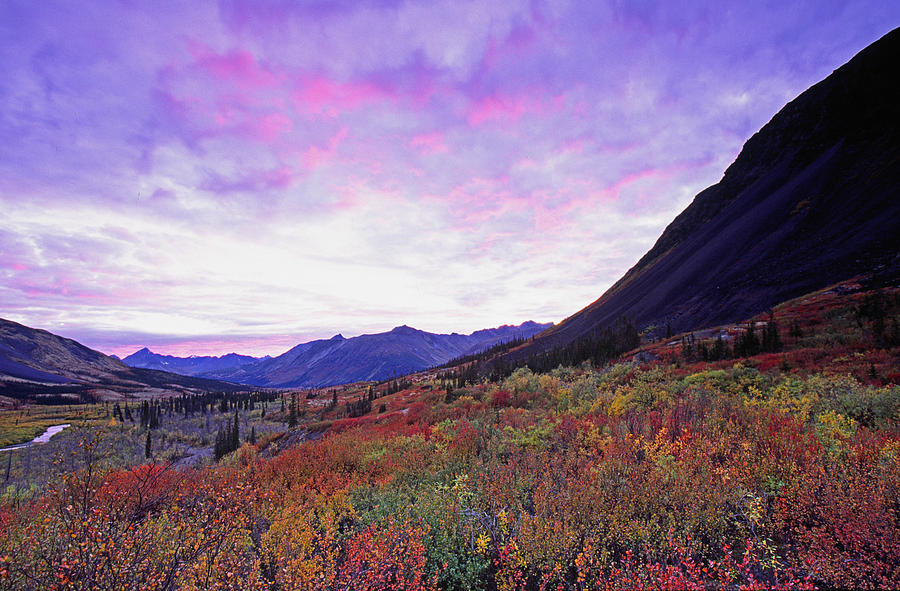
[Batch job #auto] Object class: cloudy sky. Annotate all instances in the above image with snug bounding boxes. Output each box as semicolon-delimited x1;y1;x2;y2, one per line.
2;1;898;358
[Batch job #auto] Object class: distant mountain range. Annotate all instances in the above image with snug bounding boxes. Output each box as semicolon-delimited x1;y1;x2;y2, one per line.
124;321;551;388
512;27;900;359
0;318;242;403
120;349;264;376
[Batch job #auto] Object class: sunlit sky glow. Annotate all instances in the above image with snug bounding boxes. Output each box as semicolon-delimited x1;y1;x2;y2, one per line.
2;1;898;358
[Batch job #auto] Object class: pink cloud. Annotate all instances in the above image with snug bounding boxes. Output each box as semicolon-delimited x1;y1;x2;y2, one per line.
161;45;393;147
187;40;281;90
561;136;589;154
301;126;348;170
292;75;394;117
481;23;539;72
14;274;136;304
433;175;535;230
465;90;563;127
595;168;662;201
256;112;293;141
409;131;448;155
467;94;528;126
533;205;565;233
264;165;293;189
201;165;295;194
469;230;516;258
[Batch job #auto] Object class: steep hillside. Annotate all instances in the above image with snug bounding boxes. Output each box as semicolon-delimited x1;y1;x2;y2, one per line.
516;27;900;357
0;318;241;402
203;321;551;388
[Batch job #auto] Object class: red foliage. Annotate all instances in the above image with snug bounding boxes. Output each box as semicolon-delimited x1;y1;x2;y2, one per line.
492;389;512;408
774;435;900;589
335;520;435;591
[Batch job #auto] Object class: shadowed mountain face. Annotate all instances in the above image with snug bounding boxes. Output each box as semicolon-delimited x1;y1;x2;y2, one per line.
515;27;900;356
127;321;551;388
0;318;241;402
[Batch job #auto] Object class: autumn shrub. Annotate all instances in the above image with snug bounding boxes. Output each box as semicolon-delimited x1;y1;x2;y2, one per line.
775;431;900;589
333;519;435;590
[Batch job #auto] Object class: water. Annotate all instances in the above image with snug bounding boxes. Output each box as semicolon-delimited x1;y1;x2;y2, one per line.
0;423;71;452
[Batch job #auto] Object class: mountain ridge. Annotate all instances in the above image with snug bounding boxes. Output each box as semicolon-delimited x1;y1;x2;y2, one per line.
125;321;552;388
122;348;262;376
0;318;243;403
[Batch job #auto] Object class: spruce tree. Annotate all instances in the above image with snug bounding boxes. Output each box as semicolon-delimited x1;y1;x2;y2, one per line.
288;393;298;428
232;410;240;449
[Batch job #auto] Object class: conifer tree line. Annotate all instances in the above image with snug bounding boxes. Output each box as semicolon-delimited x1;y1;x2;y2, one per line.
108;390;280;429
214;410;241;460
433;336;530;370
382;378;412;396
344;387;378;418
442;317;641;388
680;315;783;361
857;288;900;347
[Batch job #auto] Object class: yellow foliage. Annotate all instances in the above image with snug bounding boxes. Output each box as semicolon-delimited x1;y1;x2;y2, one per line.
476;532;491;554
609;390;630;417
642;427;683;464
816;410;856;443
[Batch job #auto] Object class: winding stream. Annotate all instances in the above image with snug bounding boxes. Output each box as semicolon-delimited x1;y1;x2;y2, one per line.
0;423;71;452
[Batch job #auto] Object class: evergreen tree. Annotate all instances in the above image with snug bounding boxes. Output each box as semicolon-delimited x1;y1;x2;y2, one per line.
232;410;240;449
149;403;160;429
762;314;782;352
214;426;224;461
444;386;458;404
713;335;730;360
140;401;150;428
288;393;298;428
735;323;761;357
144;429;152;459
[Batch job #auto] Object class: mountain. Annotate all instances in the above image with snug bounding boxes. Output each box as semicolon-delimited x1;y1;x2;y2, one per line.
122;348;261;376
0;318;242;403
513;27;900;358
196;321;551;388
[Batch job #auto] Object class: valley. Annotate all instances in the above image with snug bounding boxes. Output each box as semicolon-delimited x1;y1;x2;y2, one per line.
0;278;897;589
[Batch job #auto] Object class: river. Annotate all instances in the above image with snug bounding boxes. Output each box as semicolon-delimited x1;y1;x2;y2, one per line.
0;423;71;452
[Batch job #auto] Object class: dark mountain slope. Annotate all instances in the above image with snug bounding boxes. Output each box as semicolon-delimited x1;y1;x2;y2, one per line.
517;27;900;356
0;318;241;402
203;321;551;388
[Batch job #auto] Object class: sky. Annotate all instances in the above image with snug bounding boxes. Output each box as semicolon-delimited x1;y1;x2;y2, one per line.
1;1;898;358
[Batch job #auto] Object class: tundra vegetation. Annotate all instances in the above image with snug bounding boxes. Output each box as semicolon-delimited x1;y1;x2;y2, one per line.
0;283;898;590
